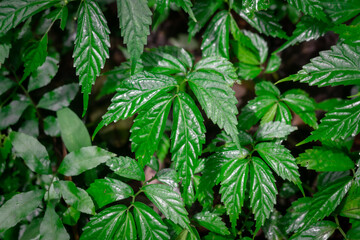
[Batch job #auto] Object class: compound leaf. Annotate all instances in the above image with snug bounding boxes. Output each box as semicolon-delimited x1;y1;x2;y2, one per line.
193;211;230;235
255;121;297;141
113;211;136;240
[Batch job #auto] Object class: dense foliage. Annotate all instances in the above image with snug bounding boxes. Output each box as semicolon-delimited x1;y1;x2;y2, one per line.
0;0;360;239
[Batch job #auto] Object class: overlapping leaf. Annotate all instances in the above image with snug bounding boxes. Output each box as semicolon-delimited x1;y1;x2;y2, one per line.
255;121;297;141
73;0;110;113
40;204;70;240
22;35;47;79
193;211;230;235
37;83;79;111
287;0;327;21
242;0;270;15
106;157;145;181
172;0;196;22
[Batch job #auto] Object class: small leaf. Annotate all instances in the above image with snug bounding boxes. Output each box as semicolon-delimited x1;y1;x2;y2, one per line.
262;211;287;240
255;121;297;141
55;180;95;215
43;116;60;137
340;184;360;219
156;168;179;189
20;218;42;240
0;36;11;66
40;203;70;240
133;202;170;240
10;131;51;174
297;146;355;172
292;221;337;240
201;11;230;59
287;0;327;21
113;210;136;240
242;0;271;15
58;146;115;176
37;83;79;111
193;211;230;235
265;54;281;73
87;177;134;208
28;54;59;92
236;62;262;80
142;184;190;229
130;94;173;167
73;0;110;113
250;157;277;230
106;156;145;181
22;35;47;80
275;101;292;124
57;108;91;152
172;0;196;22
255;81;280;97
0;75;15;97
80;205;127;240
0;190;45;232
62;207;80;226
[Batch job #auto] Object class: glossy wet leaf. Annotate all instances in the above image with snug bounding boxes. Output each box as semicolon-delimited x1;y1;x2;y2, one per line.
58;146;115;176
62;207;80;226
188;71;238;145
283;197;311;234
28;54;59;92
297;146;354;172
0;190;44;232
265;54;281;73
130;94;173;167
142;184;190;228
320;0;360;24
40;203;70;240
340;184;360;219
193;211;230;235
255;121;297;141
250;157;277;230
57;108;91;152
292;221;337;240
55;180;95;215
73;0;110;113
10;131;51;174
172;0;196;22
94;72;177;136
87;177;134;208
242;0;270;15
0;38;11;65
219;158;249;228
133;202;170;240
262;211;287;240
156;168;179;189
106;156;145;181
22;35;47;80
37;83;78;111
287;0;327;21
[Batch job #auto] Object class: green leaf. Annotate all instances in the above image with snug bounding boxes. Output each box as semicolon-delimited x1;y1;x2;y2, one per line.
94;72;177;136
250;157;277;230
172;0;196;22
301;98;360;144
188;0;223;38
171;92;205;202
0;75;15;97
255;121;297;141
347;219;360;240
302;176;352;229
106;156;145;181
142;184;190;229
265;54;281;73
10;131;51;174
318;171;350;191
0;0;59;36
37;83;79;111
194;57;238;85
113;210;136;240
0;37;11;65
62;207;80;226
0;190;45;232
141;46;193;74
28;54;59;92
275;101;292;124
87;177;134;208
219;158;249;228
294;44;360;87
43;116;60;137
80;205;127;240
201;11;230;58
20;218;42;240
55;180;95;215
340;184;360;219
193;211;230;235
243;0;270;15
58;146;115;176
239;11;287;39
22;35;47;79
292;221;337;240
188;71;238;145
73;0;110;113
156;168;179;188
133;202;170;240
152;0;170;30
130;94;173;167
297;146;354;172
236;62;262;80
256;142;301;186
332;23;360;46
241;30;268;64
287;0;327;21
40;203;70;240
283;197;311;233
117;0;152;67
319;0;360;24
262;211;287;240
57;108;91;152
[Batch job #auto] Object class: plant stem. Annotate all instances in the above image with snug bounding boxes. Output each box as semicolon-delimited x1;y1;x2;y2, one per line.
335;215;348;240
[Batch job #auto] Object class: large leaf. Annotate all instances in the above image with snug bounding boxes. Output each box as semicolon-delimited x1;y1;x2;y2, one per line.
301;98;360;143
283;197;311;233
142;184;190;229
193;211;230;235
292;221;337;240
319;0;360;24
117;0;152;67
0;190;44;232
57;108;91;152
106;156;145;181
37;83;79;111
22;35;47;79
297;146;355;172
219;158;249;228
55;180;95;215
250;157;277;230
58;146;116;176
130;94;173;167
94;72;177;136
73;0;110;113
0;0;59;36
171;92;205;202
287;0;327;21
201;11;230;59
10;131;51;174
80;205;128;240
132;202;170;240
40;204;70;240
256;142;301;186
188;71;238;145
87;177;134;208
255;121;297;141
293;44;360;87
